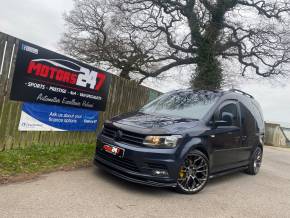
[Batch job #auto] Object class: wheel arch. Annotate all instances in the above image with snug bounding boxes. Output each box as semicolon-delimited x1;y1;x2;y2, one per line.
179;137;210;161
258;143;264;151
253;142;264;154
194;145;209;160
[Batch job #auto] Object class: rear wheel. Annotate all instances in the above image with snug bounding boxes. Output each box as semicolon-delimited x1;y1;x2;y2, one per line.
175;150;209;194
245;146;263;175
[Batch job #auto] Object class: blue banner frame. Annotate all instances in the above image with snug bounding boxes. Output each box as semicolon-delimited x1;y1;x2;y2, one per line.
19;103;99;131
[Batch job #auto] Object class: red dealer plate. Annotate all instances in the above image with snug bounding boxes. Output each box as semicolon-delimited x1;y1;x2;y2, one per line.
102;144;125;158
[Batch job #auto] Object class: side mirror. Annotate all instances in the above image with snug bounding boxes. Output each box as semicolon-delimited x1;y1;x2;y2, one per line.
214;112;234;127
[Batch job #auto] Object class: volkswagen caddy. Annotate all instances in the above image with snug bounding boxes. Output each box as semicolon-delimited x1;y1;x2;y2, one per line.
94;89;264;194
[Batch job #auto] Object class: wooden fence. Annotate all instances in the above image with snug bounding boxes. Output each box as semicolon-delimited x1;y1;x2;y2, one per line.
0;32;160;151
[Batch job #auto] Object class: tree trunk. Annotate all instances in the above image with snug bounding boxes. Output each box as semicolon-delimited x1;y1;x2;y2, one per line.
191;42;223;90
190;15;225;89
119;69;131;80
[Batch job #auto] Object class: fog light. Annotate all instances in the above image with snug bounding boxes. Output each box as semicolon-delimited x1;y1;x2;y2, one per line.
152;169;169;177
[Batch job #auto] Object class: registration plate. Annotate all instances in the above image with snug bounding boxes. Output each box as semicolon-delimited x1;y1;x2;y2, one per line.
102;144;125;157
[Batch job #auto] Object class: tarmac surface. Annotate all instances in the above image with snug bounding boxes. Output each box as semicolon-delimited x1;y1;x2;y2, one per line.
0;146;290;218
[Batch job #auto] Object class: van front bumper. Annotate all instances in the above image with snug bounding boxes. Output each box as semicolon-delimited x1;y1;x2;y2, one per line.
94;137;179;187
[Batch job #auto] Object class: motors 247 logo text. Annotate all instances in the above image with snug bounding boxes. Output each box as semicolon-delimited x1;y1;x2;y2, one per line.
27;59;106;91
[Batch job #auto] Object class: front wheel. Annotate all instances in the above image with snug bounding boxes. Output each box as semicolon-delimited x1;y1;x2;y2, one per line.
245;146;263;175
175;150;209;194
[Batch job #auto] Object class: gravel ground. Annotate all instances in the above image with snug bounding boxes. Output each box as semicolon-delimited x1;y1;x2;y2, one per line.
0;146;290;218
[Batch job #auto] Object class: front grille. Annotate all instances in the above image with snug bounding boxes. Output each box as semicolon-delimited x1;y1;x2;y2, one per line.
102;125;145;146
96;148;139;172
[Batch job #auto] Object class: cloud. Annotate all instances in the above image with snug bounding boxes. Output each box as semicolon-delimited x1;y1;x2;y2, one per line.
243;79;290;123
0;0;73;50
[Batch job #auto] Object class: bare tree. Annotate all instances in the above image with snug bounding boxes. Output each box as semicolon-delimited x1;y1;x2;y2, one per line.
115;0;290;89
61;0;290;89
60;0;174;83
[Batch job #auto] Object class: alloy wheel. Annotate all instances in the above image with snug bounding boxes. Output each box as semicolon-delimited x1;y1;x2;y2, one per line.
253;147;262;174
177;152;209;193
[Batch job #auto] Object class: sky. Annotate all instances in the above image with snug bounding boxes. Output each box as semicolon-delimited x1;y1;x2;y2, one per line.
0;0;289;124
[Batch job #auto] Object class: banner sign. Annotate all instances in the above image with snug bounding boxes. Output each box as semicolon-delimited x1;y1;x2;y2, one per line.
10;40;111;111
19;103;99;131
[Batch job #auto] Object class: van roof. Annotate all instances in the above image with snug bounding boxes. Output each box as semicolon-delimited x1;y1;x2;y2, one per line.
173;88;254;99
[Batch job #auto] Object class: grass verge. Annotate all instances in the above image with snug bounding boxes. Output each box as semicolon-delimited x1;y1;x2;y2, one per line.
0;144;95;184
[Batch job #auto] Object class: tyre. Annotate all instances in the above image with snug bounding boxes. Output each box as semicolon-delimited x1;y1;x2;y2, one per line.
175;150;209;194
245;146;263;175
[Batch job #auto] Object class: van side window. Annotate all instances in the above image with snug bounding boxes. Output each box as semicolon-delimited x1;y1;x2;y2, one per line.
219;103;240;127
240;103;257;134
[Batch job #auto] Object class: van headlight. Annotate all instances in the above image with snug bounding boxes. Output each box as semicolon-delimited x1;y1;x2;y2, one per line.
143;135;182;148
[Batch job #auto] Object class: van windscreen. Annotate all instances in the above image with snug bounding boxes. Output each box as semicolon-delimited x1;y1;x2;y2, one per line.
140;91;220;120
